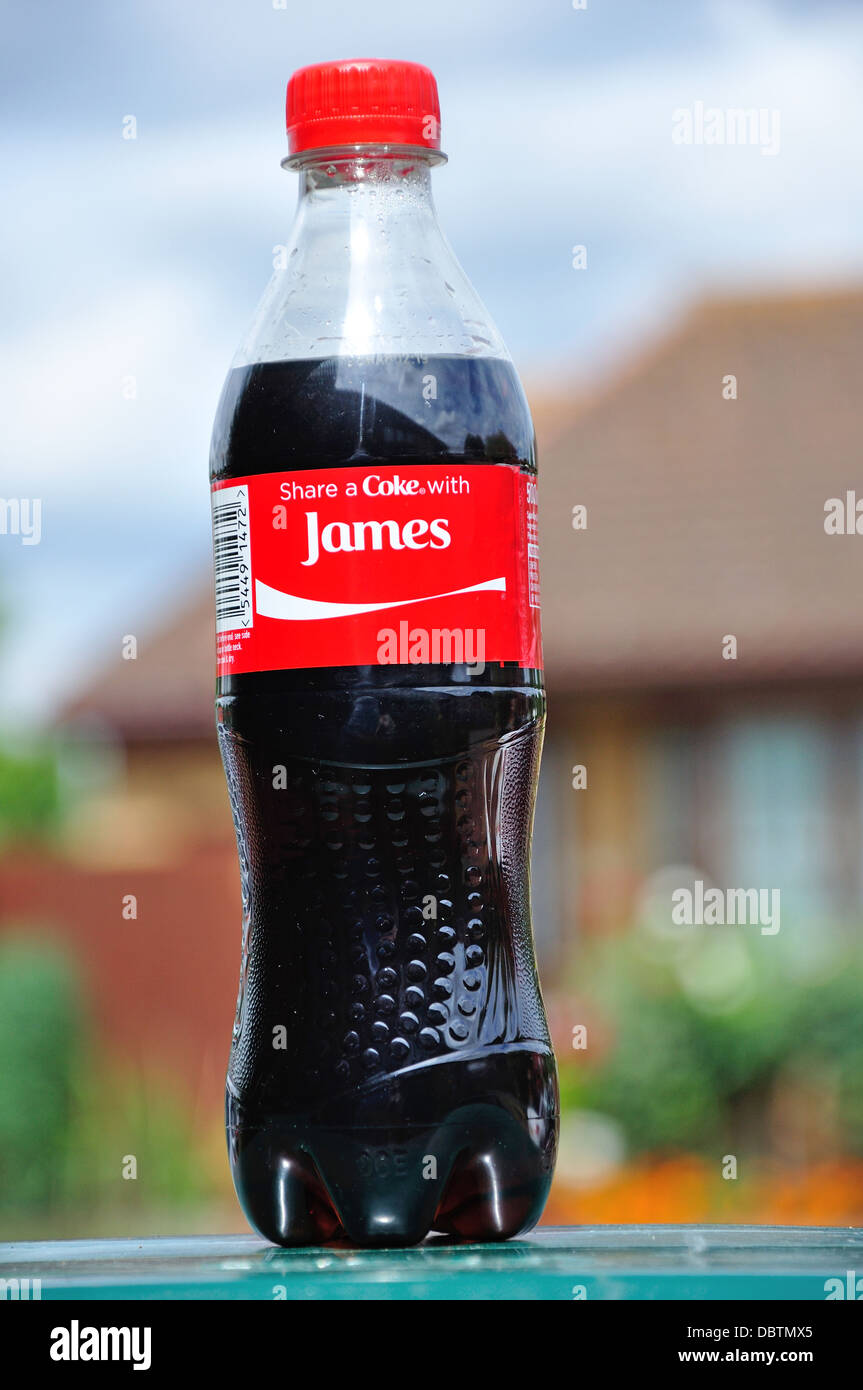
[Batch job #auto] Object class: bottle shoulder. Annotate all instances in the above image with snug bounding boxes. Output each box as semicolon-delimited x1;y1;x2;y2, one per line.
209;355;536;479
231;174;512;368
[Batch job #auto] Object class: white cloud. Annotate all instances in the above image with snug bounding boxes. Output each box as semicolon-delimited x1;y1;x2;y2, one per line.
2;0;862;721
1;278;225;503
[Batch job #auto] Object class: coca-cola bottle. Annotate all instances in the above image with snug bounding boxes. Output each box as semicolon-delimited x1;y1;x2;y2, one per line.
210;57;558;1247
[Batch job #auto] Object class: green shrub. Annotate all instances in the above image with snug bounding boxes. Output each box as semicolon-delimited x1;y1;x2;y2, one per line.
0;935;81;1208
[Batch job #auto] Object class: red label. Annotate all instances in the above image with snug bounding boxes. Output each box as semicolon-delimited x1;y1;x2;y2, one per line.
211;463;541;676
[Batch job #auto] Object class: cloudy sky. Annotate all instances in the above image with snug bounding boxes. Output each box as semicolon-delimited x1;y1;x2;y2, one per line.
1;0;861;722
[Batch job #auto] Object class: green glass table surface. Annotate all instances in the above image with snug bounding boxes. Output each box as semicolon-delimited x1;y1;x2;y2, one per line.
2;1226;861;1300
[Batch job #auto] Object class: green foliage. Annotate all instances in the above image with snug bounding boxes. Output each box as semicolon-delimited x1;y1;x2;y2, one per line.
582;989;721;1151
0;937;81;1208
565;927;863;1159
0;932;215;1219
0;743;60;845
63;1065;209;1209
789;962;863;1153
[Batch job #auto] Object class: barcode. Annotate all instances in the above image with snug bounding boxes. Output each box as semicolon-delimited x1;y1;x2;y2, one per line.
212;484;253;634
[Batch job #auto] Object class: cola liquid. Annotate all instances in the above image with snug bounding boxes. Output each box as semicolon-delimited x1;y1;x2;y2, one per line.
210;60;558;1247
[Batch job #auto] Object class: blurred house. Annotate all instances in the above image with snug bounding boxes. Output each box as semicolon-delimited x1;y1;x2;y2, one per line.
12;285;862;1080
534;285;863;963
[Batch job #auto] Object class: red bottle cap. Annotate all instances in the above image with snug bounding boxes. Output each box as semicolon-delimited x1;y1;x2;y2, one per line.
286;58;441;157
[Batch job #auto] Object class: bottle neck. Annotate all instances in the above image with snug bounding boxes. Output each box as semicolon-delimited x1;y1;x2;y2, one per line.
294;146;440;189
231;147;510;365
292;148;439;236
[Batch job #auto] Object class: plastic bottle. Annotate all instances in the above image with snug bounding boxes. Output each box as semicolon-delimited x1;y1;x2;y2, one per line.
210;57;558;1246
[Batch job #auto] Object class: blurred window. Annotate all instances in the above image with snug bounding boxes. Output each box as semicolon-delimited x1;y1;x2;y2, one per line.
715;715;834;920
643;725;698;869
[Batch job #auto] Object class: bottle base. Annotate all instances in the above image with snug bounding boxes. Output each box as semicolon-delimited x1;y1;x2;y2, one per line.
227;1049;558;1248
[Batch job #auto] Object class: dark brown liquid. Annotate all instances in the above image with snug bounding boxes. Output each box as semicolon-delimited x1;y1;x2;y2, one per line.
211;357;558;1246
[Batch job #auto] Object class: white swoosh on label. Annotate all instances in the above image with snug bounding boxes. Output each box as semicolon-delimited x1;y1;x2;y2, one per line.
255;576;506;621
